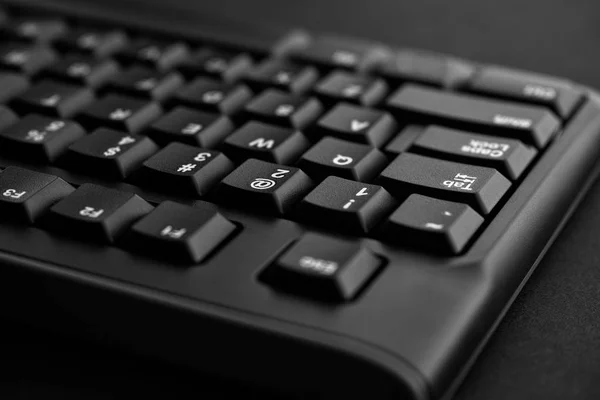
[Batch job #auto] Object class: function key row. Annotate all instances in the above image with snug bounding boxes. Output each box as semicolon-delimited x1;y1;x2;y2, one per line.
0;166;236;262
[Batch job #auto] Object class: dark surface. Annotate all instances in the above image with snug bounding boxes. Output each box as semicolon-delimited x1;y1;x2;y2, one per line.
3;0;600;399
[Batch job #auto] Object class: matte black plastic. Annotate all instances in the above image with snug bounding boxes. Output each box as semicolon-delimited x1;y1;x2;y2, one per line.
1;2;600;400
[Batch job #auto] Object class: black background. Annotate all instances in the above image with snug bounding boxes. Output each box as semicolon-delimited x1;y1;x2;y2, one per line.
4;1;600;399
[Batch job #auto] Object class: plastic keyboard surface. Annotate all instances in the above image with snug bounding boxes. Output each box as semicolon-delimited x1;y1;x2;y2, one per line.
1;1;600;399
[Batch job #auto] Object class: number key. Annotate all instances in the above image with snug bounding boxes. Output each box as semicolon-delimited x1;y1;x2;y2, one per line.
136;142;234;196
0;42;57;75
216;159;313;215
10;80;95;118
0;114;85;162
54;28;128;58
297;176;396;233
2;17;67;43
77;94;162;133
42;55;120;88
63;128;158;178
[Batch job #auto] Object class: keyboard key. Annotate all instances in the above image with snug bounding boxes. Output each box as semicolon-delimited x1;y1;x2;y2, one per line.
466;66;584;119
244;59;318;94
217;159;313;215
125;200;236;263
178;48;252;81
297;176;396;233
106;66;184;102
55;28;128;58
0;105;17;130
409;126;537;180
78;94;162;133
289;36;389;71
116;38;189;71
310;103;396;147
136;142;234;196
0;167;74;223
261;232;382;301
384;125;426;156
46;184;153;243
377;50;474;88
0;43;57;75
0;114;85;162
242;89;323;129
297;137;388;182
10;80;95;118
313;71;388;107
222;121;310;164
378;152;511;214
2;17;67;43
381;194;484;254
386;84;560;148
42;55;120;88
0;72;29;103
172;77;252;115
64;128;158;178
146;106;234;147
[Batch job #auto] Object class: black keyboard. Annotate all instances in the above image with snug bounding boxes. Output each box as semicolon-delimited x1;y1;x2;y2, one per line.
1;1;600;399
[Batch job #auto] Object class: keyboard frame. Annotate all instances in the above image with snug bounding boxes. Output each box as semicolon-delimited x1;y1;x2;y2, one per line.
3;1;600;399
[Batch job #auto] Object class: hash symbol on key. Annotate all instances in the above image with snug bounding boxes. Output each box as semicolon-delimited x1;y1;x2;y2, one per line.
177;163;196;173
